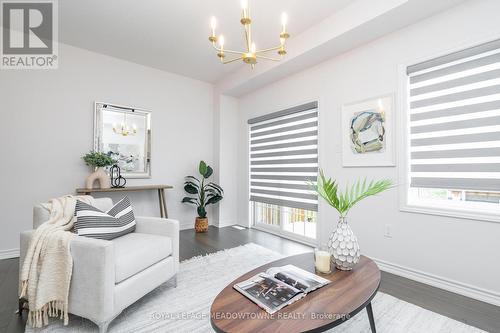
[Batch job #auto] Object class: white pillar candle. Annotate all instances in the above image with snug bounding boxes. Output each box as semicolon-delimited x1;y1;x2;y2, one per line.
315;250;331;273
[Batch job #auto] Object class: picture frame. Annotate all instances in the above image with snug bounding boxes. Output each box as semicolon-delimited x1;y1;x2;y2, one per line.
341;94;395;167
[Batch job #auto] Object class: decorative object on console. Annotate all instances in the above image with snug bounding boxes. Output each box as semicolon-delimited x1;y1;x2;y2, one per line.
94;102;152;179
208;0;289;68
341;94;395;167
110;164;127;188
182;161;224;232
75;196;136;240
82;151;116;189
312;170;393;270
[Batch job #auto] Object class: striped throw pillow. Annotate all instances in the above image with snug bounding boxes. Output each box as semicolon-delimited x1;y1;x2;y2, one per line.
74;197;136;240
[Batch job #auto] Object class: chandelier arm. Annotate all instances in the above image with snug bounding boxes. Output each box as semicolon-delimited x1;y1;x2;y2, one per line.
256;55;281;61
248;24;252;52
223;56;243;64
211;43;245;55
243;25;250;52
255;45;282;54
223;49;246;55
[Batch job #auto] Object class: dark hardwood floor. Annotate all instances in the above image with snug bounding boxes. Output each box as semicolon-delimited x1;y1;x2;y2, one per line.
179;225;313;261
1;226;499;332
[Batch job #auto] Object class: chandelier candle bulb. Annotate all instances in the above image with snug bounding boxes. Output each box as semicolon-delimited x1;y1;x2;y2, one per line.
281;12;288;32
217;35;225;61
210;17;216;35
241;0;248;19
209;17;218;43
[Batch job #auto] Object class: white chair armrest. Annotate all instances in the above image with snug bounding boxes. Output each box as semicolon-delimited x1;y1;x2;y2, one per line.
135;217;180;271
69;236;115;323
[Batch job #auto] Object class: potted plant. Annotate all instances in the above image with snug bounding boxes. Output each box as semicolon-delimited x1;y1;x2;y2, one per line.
182;161;224;232
312;170;392;270
82;151;116;189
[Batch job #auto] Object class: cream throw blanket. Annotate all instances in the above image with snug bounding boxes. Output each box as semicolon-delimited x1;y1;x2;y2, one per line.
20;195;95;328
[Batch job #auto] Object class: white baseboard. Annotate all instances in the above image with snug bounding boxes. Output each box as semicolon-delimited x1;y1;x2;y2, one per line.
373;257;500;307
180;222;193;230
215;220;238;228
0;248;20;260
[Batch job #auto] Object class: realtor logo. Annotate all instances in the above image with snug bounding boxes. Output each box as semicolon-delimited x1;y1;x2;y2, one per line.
1;0;58;69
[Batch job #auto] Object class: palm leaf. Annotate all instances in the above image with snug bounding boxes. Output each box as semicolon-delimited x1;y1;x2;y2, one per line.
312;169;393;217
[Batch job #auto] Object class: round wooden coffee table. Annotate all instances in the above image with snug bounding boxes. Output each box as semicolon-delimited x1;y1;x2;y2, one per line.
210;253;380;333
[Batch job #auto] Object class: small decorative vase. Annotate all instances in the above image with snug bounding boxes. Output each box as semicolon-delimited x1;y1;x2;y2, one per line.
85;167;111;189
195;217;208;233
327;217;360;271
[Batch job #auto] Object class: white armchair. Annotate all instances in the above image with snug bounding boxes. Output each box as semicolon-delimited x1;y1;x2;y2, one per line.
19;198;179;333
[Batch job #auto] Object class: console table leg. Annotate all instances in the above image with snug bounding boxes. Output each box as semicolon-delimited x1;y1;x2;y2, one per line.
366;302;376;333
158;189;165;218
160;188;168;218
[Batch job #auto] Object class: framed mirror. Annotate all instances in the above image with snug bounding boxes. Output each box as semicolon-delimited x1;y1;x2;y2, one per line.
94;102;151;178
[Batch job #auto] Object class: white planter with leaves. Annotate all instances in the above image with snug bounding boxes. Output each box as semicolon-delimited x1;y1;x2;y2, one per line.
313;170;392;271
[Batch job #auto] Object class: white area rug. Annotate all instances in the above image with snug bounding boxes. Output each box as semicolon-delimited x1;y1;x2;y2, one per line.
26;243;484;333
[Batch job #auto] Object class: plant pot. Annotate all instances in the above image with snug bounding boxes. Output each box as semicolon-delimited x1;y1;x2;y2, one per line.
195;217;208;233
85;167;111;189
327;217;360;271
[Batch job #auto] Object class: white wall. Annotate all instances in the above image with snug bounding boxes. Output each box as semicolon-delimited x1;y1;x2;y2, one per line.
0;43;214;255
214;95;239;227
236;0;500;302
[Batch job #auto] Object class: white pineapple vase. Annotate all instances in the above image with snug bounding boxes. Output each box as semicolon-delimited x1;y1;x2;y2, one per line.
327;217;360;271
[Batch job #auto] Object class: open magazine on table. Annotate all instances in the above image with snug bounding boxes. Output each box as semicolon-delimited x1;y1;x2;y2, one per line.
233;264;330;314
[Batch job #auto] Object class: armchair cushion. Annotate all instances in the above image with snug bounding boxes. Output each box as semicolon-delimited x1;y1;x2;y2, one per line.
112;233;172;283
135;217;180;273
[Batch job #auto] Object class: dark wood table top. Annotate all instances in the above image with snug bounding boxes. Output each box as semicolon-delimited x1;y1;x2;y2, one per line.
76;185;173;193
210;253;380;333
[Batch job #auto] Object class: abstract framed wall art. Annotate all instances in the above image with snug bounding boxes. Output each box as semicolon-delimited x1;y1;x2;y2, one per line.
341;94;395;167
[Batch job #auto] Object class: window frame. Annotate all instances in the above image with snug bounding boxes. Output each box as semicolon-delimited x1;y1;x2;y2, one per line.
398;38;500;224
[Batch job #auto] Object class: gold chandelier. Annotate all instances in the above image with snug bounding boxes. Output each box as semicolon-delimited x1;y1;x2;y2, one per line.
208;0;289;68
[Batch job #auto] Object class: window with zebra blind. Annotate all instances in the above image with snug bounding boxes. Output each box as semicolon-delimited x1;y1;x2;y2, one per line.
405;39;500;220
248;102;318;240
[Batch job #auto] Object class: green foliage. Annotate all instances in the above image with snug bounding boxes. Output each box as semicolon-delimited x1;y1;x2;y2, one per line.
312;169;393;218
182;160;224;218
82;151;116;168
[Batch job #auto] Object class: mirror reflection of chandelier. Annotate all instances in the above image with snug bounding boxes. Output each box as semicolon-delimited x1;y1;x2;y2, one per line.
112;113;137;136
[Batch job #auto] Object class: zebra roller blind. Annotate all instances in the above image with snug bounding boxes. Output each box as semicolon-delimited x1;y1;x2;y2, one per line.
407;39;500;192
248;102;319;211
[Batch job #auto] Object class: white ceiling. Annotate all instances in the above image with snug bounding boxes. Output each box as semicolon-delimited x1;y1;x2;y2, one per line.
59;0;352;83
